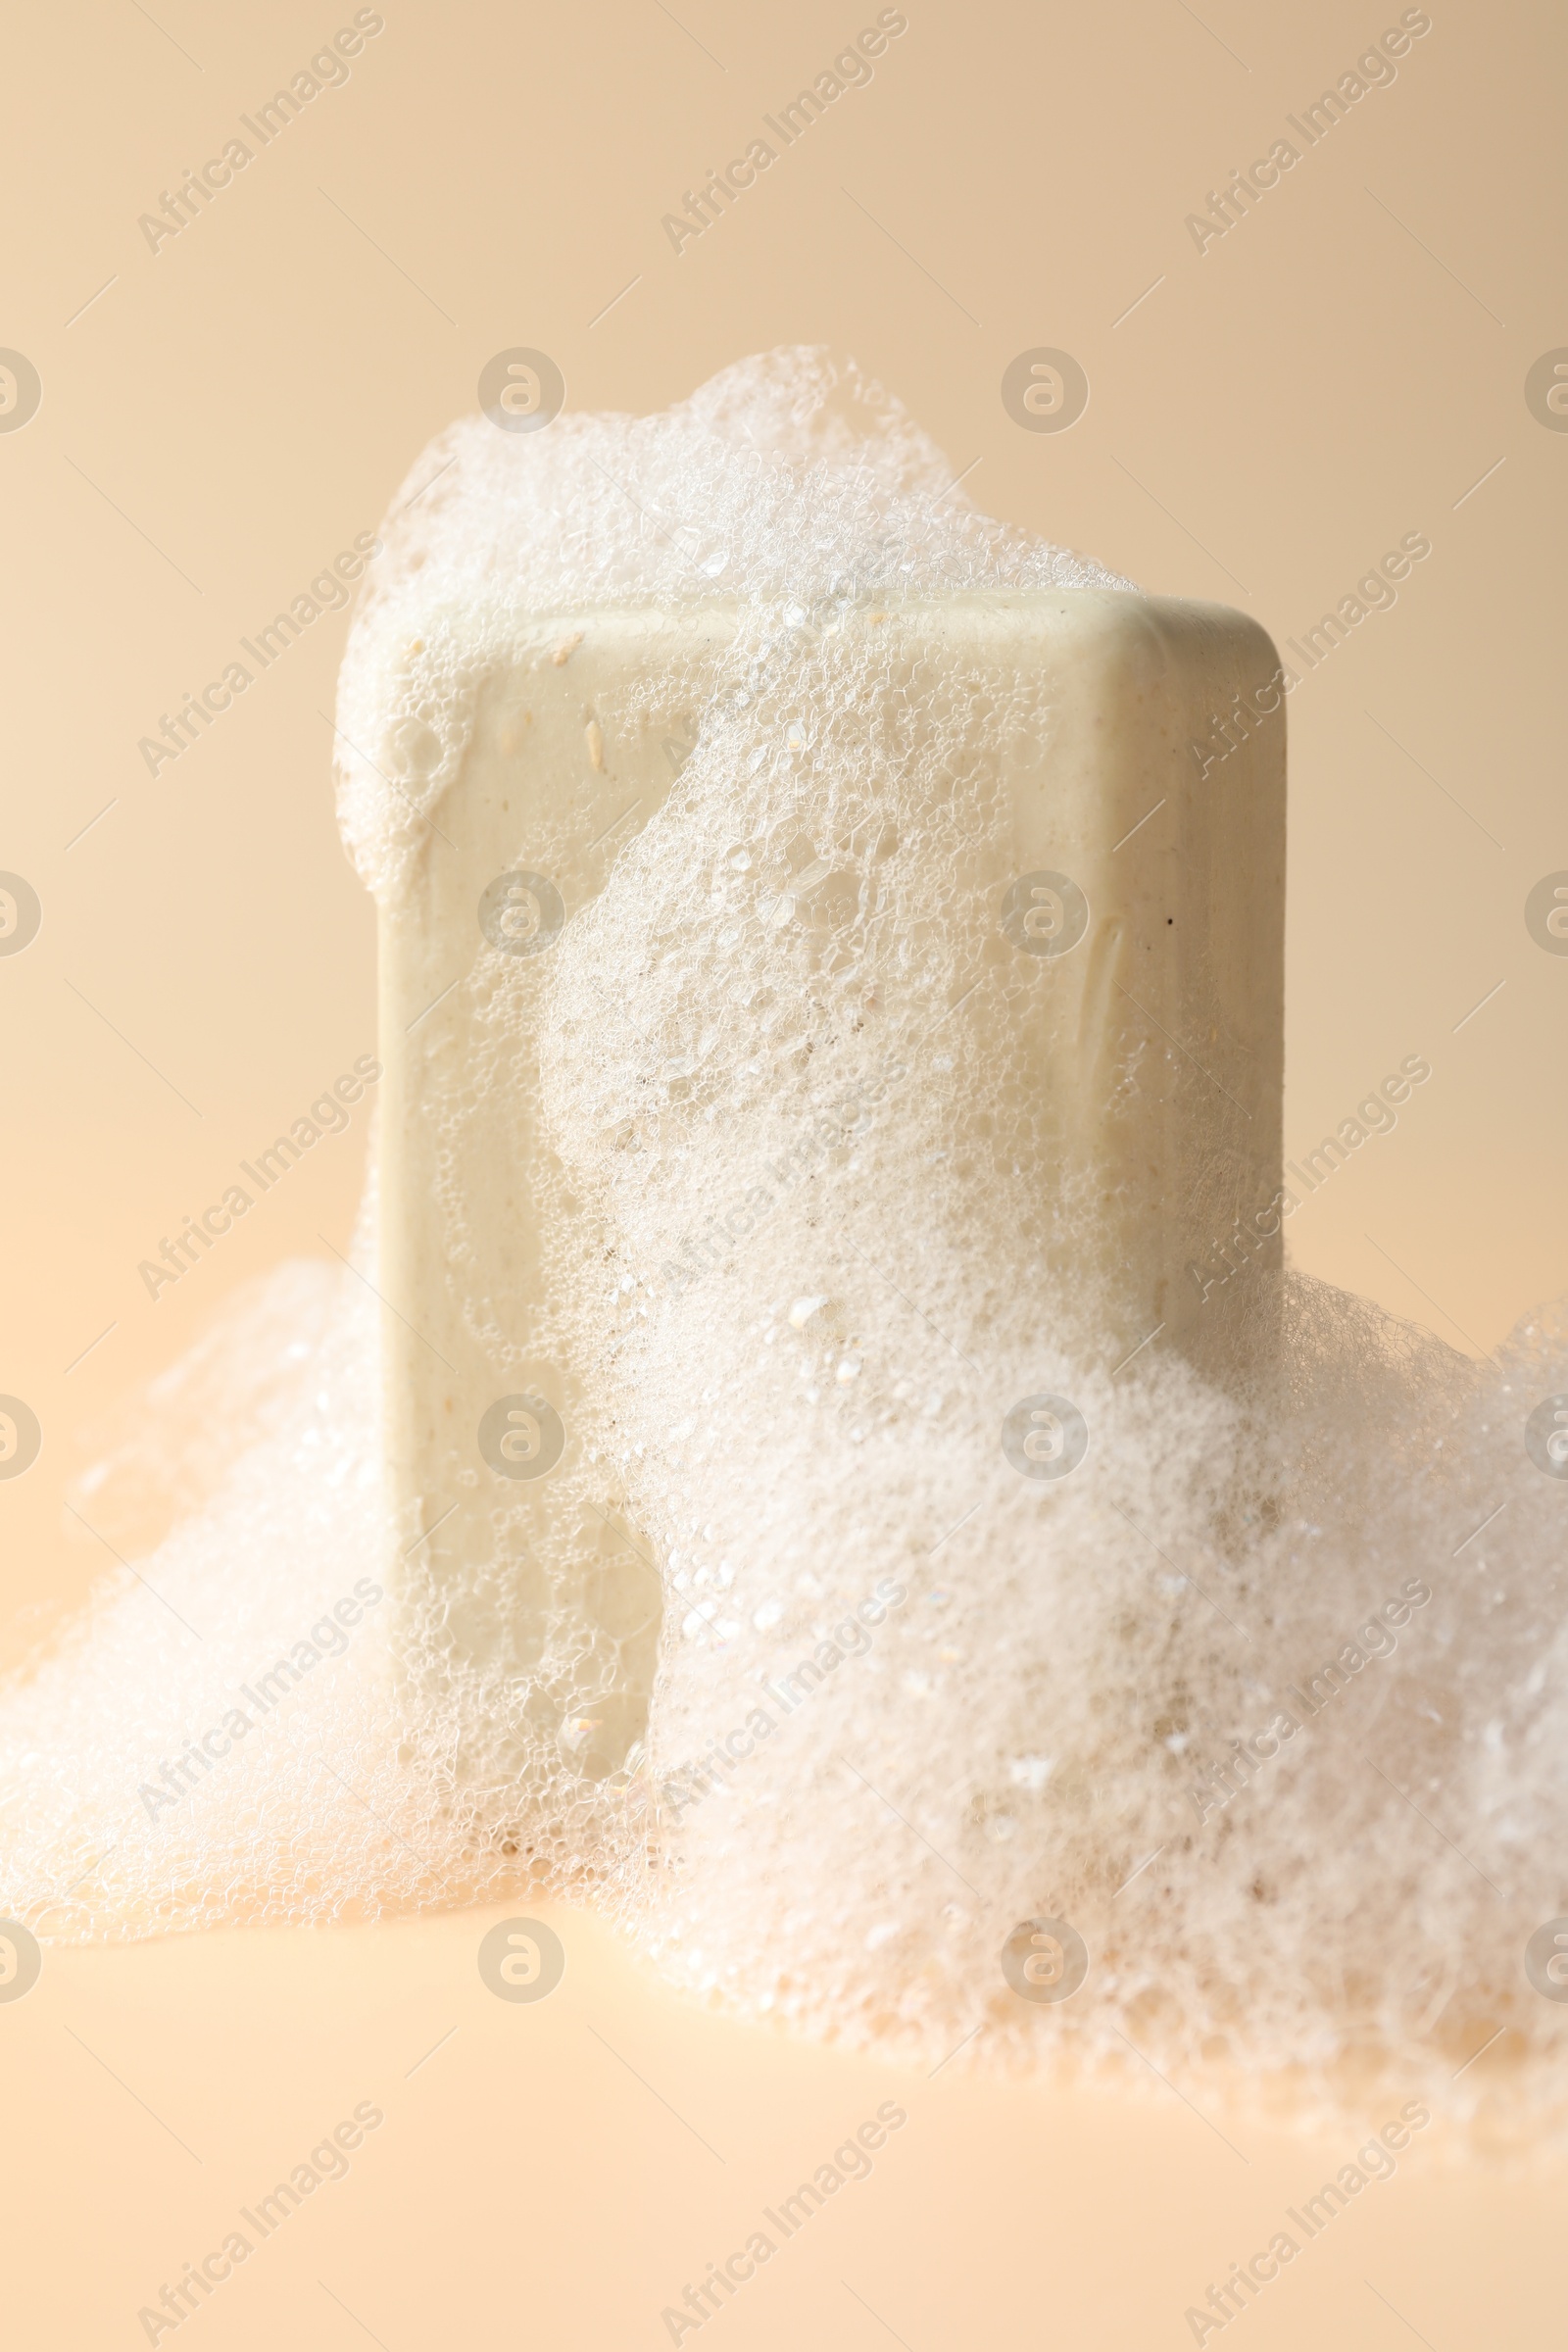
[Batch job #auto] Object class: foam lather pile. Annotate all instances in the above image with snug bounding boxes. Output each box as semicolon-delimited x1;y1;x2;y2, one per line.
5;352;1567;2145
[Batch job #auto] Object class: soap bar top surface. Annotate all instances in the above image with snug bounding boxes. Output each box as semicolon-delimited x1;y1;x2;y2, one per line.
333;347;1135;902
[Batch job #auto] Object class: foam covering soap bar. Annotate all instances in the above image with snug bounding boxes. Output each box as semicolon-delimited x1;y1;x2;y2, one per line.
378;590;1284;1742
16;356;1561;2124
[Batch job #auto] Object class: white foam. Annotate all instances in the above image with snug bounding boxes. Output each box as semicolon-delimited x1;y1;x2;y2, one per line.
7;352;1567;2146
334;347;1131;908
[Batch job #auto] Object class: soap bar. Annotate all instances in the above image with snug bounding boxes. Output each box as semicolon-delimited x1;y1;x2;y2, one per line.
378;592;1285;1740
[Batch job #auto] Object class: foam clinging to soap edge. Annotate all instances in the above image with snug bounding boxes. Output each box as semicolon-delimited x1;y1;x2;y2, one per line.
3;350;1566;2151
333;347;1134;906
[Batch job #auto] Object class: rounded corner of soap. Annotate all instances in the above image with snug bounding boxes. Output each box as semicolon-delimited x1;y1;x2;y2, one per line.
1032;589;1178;688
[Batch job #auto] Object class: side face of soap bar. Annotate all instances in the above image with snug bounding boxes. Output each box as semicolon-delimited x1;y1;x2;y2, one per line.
378;592;1284;1749
951;589;1286;1371
378;608;736;1786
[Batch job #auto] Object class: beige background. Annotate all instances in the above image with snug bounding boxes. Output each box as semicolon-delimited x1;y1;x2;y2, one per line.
2;0;1564;2341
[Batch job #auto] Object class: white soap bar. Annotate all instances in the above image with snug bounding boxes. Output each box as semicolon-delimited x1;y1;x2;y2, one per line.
378;592;1284;1760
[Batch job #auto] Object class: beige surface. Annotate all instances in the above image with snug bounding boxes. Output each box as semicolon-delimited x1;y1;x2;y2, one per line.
2;0;1565;2341
7;1899;1562;2350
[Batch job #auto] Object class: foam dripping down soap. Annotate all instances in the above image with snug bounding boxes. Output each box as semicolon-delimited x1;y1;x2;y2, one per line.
4;352;1567;2146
